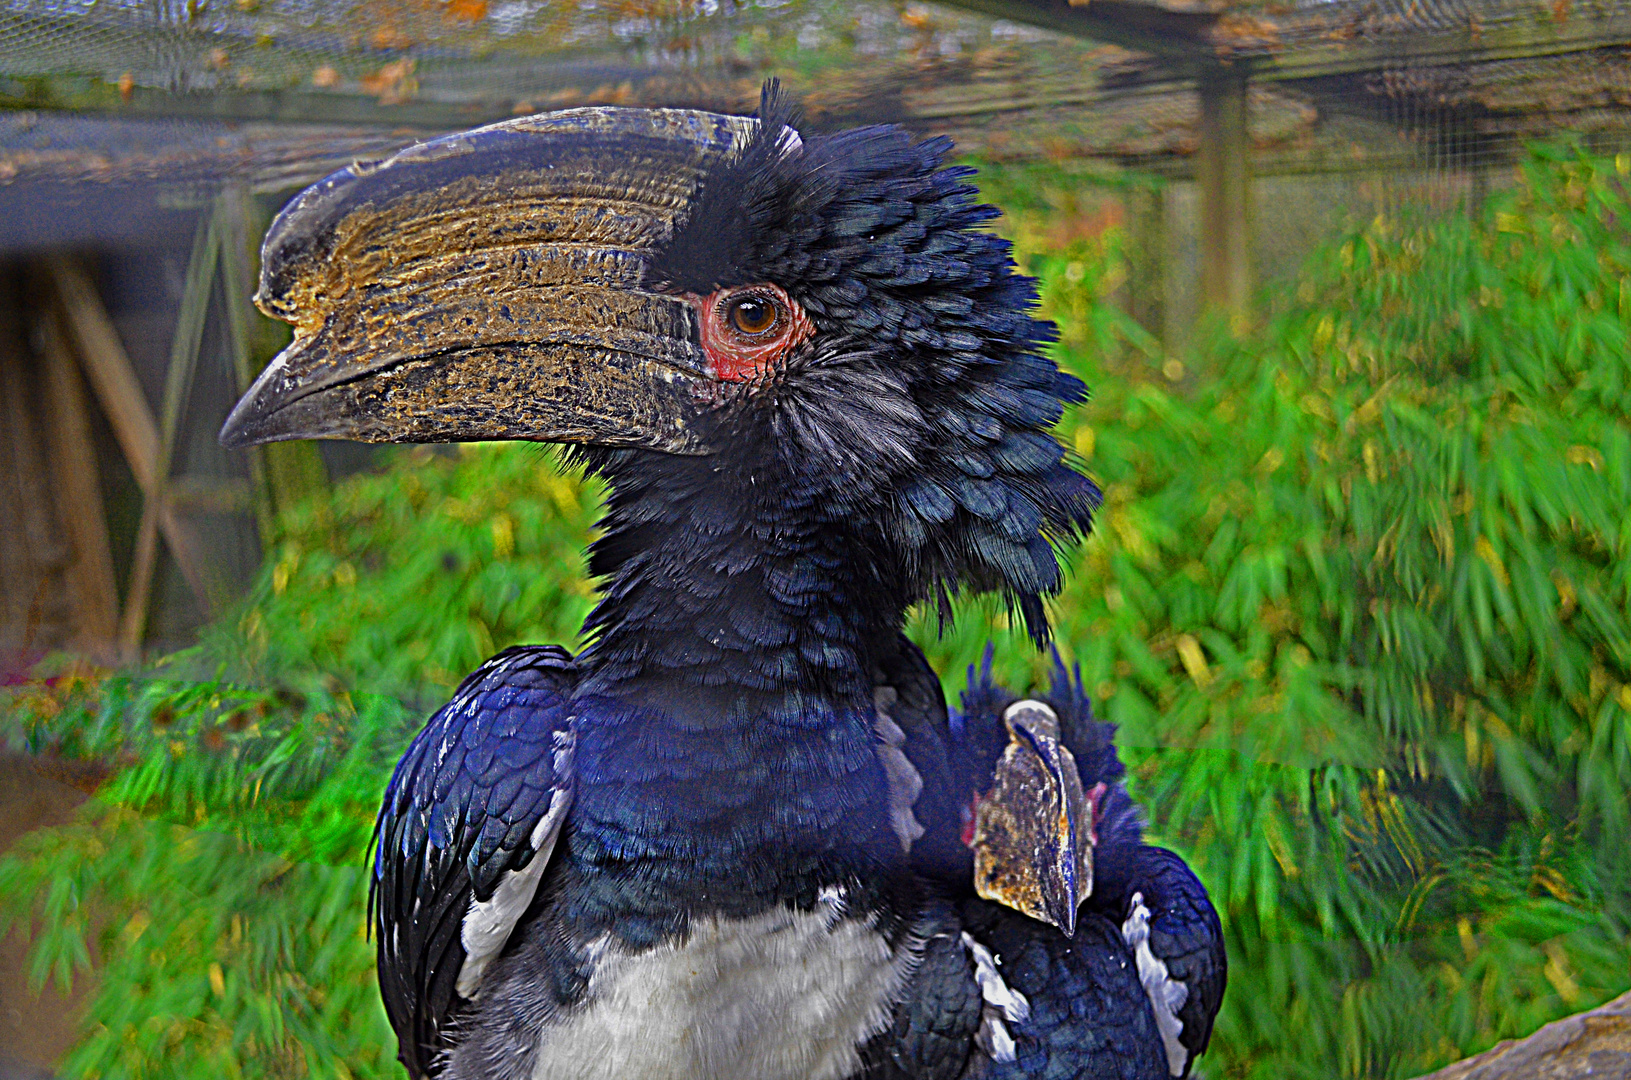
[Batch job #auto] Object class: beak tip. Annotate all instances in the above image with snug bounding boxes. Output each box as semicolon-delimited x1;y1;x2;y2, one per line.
1046;878;1084;939
218;408;252;450
219;398;272;450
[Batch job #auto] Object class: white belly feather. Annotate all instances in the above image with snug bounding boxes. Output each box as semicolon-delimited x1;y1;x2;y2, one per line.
531;894;910;1080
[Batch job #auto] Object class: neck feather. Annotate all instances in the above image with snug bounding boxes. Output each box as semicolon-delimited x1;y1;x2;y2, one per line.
564;453;905;909
577;449;905;719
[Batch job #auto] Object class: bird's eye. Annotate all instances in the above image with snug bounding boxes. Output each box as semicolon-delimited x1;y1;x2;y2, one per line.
690;283;812;384
726;294;781;336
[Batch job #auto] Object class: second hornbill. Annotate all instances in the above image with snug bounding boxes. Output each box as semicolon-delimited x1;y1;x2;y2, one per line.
222;84;1224;1079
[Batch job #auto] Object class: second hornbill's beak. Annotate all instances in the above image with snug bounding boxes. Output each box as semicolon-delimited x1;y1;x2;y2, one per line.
220;108;757;453
970;701;1102;937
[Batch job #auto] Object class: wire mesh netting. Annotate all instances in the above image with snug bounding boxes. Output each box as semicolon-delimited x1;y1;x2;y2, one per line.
0;0;1625;183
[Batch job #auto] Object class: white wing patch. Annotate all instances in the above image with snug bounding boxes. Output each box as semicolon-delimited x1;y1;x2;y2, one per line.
962;931;1030;1065
872;686;925;853
1122;892;1189;1077
457;728;576;998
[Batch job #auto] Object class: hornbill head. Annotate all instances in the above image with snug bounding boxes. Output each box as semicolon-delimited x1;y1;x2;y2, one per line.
221;83;1098;644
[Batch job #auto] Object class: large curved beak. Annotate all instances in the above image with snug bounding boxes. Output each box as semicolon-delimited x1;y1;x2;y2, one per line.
220;107;755;453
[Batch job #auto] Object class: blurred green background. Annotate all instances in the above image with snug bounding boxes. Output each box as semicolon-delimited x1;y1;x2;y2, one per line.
2;142;1629;1079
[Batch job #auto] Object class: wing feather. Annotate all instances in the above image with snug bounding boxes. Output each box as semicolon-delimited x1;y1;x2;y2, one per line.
369;645;577;1079
1137;846;1227;1073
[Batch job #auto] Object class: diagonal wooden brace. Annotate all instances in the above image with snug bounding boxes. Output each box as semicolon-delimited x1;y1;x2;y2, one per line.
44;254;215;652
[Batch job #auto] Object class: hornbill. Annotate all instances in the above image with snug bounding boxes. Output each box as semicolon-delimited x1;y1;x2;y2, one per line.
221;84;1225;1080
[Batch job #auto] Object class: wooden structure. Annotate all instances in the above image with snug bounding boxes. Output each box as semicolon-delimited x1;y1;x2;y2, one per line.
942;0;1631;317
0;191;326;664
3;0;1625;328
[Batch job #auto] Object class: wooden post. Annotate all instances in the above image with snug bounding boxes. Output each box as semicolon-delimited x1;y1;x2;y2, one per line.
36;314;119;657
1196;64;1252;324
118;209;219;656
0;274;67;655
1128;183;1166;346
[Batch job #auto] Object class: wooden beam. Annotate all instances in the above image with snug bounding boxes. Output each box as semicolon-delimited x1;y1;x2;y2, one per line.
1256;13;1631;83
0;74;482;132
46;260;159;485
43;256;213;625
938;0;1631;83
118;209;219;656
35;313;119;657
49;264;212;620
2;2;1628;165
1196;65;1252;322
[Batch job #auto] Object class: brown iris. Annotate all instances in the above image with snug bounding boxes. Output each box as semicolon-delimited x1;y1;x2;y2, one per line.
726;293;780;336
691;283;813;383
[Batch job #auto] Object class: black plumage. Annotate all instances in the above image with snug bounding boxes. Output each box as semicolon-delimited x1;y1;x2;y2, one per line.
955;902;1169;1080
225;81;1220;1080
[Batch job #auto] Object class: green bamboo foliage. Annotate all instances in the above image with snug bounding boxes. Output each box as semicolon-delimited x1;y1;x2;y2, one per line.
0;675;406;1078
225;443;604;702
2;145;1627;1079
925;145;1630;1077
1008;145;1629;1078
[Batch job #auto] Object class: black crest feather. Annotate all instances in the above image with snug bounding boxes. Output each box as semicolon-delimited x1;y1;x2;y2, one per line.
652;80;805;293
639;81;1098;645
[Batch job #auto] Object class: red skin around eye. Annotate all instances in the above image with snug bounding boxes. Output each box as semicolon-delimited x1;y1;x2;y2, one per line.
689;284;815;383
